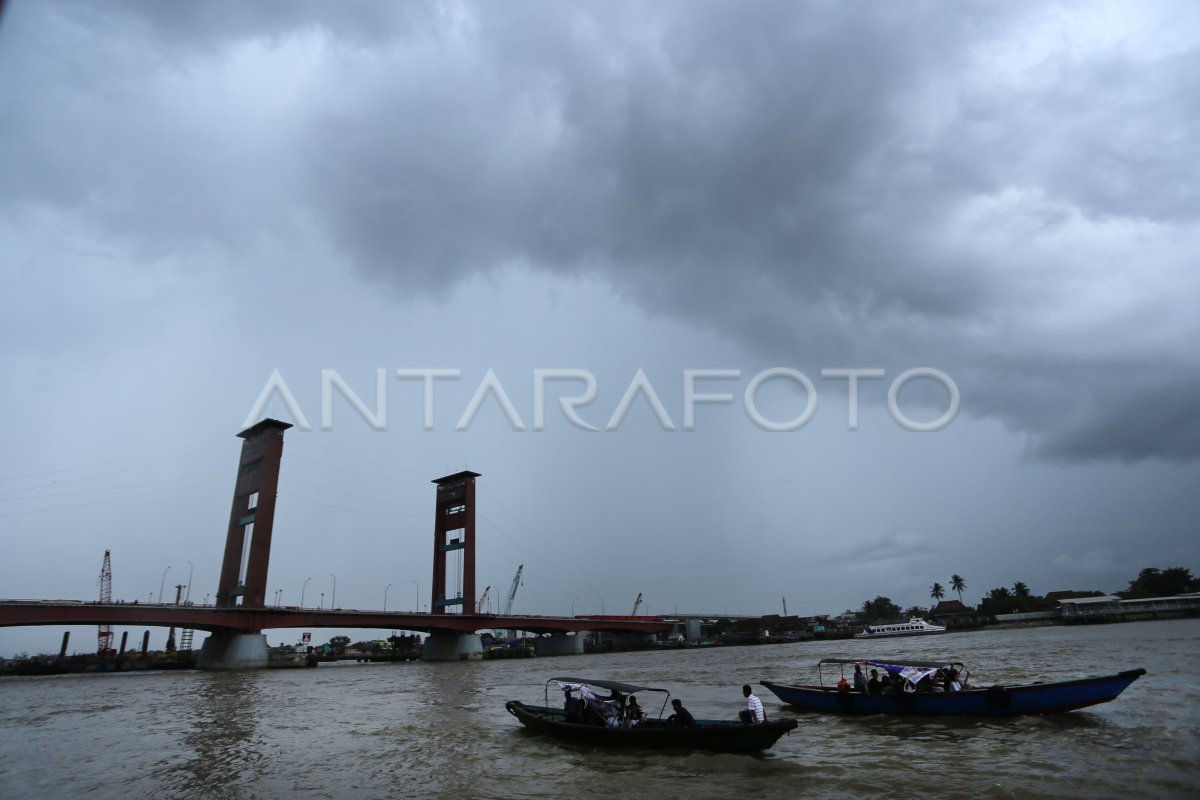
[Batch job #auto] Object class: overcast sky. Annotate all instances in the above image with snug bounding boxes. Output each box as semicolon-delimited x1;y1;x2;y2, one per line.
2;0;1198;656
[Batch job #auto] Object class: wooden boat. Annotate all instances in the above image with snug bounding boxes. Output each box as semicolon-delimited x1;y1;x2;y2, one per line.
761;658;1146;717
505;677;798;753
853;618;945;639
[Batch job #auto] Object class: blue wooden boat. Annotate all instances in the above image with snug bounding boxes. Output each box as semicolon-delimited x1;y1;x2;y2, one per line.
505;677;798;752
761;658;1146;717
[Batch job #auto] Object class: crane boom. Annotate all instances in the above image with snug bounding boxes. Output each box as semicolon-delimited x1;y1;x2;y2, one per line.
476;585;492;613
97;550;114;657
502;565;523;616
631;592;643;616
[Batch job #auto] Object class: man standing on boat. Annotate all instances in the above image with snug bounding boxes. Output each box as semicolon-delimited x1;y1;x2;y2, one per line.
740;684;767;724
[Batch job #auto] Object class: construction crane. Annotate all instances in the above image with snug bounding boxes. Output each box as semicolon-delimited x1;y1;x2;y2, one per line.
630;592;643;616
476;585;492;614
502;565;523;615
97;550;114;657
782;596;788;616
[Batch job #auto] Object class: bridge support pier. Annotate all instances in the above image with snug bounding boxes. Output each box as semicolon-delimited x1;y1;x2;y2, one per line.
422;632;483;661
196;631;269;670
534;633;584;657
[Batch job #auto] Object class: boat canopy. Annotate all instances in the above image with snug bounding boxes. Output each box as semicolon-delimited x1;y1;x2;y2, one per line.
550;677;669;694
818;657;955;668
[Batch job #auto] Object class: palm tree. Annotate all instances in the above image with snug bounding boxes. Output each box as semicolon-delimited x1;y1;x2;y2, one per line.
930;582;945;602
1012;581;1030;612
950;574;966;604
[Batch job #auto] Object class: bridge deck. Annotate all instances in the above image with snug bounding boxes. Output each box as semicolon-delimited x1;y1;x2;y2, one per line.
0;601;673;636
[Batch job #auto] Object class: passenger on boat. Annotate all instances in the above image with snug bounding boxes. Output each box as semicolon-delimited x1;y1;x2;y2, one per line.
604;690;626;727
669;698;696;728
853;665;867;692
740;684;767;724
578;686;618;726
563;688;583;722
946;668;963;691
867;669;882;694
625;695;644;727
836;677;851;693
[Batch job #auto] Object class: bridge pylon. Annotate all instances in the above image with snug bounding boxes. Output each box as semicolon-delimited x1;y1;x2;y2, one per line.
199;418;290;670
430;471;480;615
215;418;291;609
426;471;483;661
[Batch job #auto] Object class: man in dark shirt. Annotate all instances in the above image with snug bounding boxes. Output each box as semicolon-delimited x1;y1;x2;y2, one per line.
669;698;696;728
563;688;582;723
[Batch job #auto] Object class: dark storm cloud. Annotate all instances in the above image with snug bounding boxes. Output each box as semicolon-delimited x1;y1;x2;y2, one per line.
2;0;1197;461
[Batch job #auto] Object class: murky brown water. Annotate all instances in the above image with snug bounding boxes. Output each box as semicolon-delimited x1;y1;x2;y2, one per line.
1;619;1197;799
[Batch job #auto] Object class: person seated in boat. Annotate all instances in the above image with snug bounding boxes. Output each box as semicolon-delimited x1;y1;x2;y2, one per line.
578;687;613;726
836;676;851;693
914;675;934;693
563;687;583;722
945;668;963;692
853;664;868;692
668;698;696;728
867;669;883;694
625;695;644;727
739;684;767;724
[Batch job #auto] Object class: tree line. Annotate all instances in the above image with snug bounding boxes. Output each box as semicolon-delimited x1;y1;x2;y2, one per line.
860;566;1197;622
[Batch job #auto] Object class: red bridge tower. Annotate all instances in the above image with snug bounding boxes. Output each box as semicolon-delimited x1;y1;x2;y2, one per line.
430;471;480;614
215;419;291;608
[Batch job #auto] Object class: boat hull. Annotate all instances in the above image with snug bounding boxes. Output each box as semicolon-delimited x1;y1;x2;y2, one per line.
761;669;1146;717
504;702;798;752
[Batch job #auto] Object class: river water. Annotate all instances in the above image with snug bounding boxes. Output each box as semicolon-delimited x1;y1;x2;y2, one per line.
1;619;1197;799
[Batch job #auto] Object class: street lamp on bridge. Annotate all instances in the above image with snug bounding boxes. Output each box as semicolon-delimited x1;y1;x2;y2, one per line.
319;592;324;610
411;580;419;612
185;561;193;605
384;583;392;612
158;565;171;604
300;577;312;608
329;573;336;609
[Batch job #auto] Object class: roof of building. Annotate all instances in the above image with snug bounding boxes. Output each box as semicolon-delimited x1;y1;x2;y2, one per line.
1057;594;1120;605
931;600;971;614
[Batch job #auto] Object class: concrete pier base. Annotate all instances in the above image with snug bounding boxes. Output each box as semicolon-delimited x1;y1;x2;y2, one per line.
535;633;585;656
422;632;484;661
196;632;269;670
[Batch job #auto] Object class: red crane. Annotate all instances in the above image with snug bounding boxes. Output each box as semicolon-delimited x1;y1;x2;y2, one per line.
97;550;115;657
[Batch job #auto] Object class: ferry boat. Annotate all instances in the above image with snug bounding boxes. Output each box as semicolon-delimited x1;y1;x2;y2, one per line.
761;658;1147;716
854;618;945;639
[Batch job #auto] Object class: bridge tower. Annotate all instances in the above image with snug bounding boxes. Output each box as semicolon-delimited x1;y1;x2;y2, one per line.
214;418;291;608
430;470;480;614
198;418;290;671
424;470;484;661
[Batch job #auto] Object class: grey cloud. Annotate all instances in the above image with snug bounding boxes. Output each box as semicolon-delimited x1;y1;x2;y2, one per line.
2;1;1197;461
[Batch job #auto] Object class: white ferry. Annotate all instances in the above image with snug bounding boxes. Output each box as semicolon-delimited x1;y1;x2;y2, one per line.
853;618;946;639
